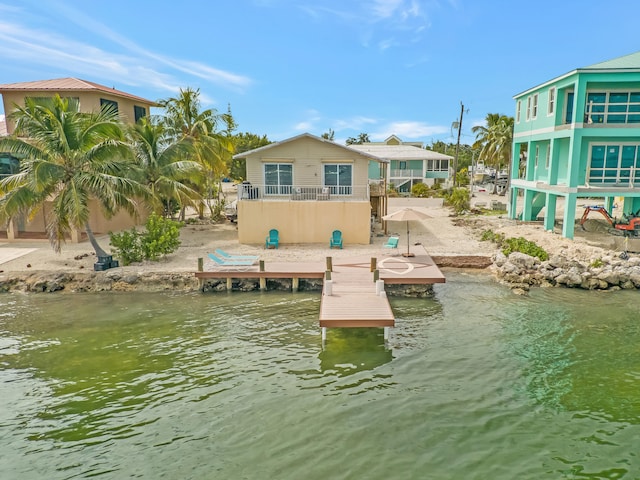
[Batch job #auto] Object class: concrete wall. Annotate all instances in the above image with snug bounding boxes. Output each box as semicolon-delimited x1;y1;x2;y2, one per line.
237;200;372;245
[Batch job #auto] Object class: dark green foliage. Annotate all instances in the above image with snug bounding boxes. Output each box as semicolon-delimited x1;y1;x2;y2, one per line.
110;213;183;265
109;230;144;265
501;237;548;261
480;229;505;244
480;229;547;261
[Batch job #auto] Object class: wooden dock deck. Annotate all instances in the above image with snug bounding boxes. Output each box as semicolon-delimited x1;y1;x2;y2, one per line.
194;246;446;336
319;264;394;328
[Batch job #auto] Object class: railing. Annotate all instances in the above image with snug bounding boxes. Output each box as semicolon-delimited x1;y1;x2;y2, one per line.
237;183;370;201
390;169;423;178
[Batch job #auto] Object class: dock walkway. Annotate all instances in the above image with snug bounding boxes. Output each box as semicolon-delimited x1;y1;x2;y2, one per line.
194;246;446;338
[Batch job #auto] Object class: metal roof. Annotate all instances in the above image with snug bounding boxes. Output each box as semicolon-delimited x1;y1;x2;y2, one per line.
514;51;640;98
348;144;453;161
0;77;157;105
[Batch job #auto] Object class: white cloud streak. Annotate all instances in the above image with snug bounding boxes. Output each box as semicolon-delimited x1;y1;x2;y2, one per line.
0;2;251;98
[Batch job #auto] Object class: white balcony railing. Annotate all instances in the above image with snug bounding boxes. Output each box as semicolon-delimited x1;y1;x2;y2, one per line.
390;169;423;178
237;183;370;201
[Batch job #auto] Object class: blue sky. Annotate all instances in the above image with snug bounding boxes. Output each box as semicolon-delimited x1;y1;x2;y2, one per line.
1;0;639;145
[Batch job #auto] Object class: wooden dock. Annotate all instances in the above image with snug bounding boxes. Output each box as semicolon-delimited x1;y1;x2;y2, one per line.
319;264;394;328
194;246;446;338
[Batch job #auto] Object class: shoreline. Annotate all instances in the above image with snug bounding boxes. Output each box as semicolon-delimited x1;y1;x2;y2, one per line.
0;192;637;295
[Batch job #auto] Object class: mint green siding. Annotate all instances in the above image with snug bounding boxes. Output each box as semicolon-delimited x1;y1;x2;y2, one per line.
510;52;640;239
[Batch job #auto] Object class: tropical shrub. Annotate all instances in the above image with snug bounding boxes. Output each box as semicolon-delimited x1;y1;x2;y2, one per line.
411;182;430;198
480;229;548;261
110;213;183;265
501;237;548;261
444;187;470;215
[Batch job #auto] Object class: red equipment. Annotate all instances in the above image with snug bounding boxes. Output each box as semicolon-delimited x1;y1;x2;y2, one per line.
579;206;640;236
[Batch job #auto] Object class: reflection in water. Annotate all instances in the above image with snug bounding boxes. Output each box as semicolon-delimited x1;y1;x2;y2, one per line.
319;329;393;376
1;280;640;479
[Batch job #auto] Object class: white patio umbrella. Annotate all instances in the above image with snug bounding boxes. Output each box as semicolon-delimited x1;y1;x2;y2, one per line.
382;207;431;257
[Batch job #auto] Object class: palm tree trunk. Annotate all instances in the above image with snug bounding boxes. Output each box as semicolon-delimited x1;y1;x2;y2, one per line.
84;222;109;258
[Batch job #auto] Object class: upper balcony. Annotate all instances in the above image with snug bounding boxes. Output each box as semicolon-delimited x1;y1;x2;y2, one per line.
236;183;372;201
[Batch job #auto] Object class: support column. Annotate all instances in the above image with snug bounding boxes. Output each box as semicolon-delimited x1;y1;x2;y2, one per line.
521;189;535;221
384;327;390;340
544;193;557;232
226;277;232;291
322;327;327;342
508;187;519;220
562;194;577;239
292;277;299;291
259;277;267;290
605;196;615;215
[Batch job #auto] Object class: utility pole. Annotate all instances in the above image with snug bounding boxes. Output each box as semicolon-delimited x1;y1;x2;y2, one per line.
453;102;464;187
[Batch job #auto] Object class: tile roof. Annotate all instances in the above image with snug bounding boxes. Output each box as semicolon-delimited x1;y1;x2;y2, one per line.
0;78;156;105
349;144;453;160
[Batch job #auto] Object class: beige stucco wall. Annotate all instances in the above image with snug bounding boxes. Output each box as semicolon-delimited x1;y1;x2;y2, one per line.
238;200;372;245
3;199;148;241
1;91;152;133
244;136;372;186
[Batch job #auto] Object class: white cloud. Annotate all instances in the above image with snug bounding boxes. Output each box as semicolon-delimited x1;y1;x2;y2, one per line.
371;121;449;140
372;0;404;19
0;6;251;97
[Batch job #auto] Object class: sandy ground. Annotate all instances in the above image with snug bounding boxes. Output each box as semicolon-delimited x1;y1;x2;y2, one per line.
0;188;624;275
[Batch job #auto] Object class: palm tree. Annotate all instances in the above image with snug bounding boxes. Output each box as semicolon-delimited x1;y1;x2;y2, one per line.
472;113;514;193
0;95;144;256
127;117;202;217
158;88;234;219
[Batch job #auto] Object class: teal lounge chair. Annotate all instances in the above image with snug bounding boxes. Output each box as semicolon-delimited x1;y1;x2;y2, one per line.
330;230;343;249
215;248;259;261
382;236;399;254
265;229;279;249
207;253;254;270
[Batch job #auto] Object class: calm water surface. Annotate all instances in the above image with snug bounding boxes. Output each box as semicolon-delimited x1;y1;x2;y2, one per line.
1;273;639;479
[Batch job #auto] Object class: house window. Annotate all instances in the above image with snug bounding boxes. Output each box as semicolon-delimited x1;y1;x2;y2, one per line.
516;100;521;123
548;87;556;115
588;144;640;185
565;92;574;123
532;93;539;119
134;105;147;122
100;98;119;114
534;145;539;167
324;164;352;195
545;144;551;169
585;91;640;124
526;97;532;121
399;161;407;171
264;163;293;195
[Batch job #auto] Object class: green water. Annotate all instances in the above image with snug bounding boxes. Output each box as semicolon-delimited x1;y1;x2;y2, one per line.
0;273;639;479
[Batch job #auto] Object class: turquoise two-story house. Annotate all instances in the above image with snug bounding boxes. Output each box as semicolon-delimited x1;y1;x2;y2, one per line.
510;51;640;238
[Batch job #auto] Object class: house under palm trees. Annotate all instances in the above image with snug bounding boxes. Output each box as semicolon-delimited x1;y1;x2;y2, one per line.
0;78;157;242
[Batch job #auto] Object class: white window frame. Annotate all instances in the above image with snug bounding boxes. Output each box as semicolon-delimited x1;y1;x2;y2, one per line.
526;96;532;121
532;93;539;120
516;100;521;123
263;162;293;195
323;163;353;195
548;87;556;116
545;143;551;169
